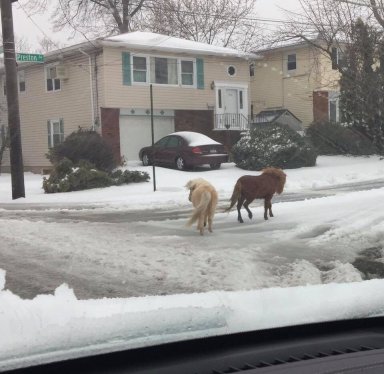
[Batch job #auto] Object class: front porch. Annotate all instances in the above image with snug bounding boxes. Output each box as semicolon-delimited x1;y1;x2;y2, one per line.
214;113;249;131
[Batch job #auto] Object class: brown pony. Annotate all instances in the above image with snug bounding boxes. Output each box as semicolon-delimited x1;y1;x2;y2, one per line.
225;167;286;223
185;178;218;235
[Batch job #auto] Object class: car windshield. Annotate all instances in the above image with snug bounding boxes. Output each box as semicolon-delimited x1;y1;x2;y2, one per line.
2;0;384;371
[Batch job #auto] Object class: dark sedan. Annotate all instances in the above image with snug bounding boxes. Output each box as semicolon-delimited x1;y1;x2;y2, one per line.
139;131;229;170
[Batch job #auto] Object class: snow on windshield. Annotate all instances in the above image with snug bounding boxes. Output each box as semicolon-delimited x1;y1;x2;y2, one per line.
1;269;384;371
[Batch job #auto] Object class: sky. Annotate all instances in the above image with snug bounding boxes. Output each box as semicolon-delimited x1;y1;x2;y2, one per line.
10;0;303;51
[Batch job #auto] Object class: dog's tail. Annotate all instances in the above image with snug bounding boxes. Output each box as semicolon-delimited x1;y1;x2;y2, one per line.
187;191;211;227
224;180;242;212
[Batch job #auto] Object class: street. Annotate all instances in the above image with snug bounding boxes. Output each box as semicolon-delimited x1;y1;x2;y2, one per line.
1;178;383;300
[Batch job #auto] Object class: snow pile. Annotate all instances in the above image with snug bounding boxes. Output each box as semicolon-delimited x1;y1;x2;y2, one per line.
0;156;383;209
1;274;384;371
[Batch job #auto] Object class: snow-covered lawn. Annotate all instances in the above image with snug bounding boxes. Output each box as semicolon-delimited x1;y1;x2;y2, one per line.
0;155;384;209
1;155;384;371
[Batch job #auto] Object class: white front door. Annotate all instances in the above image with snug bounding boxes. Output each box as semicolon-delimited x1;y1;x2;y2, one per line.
214;83;248;129
225;89;238;114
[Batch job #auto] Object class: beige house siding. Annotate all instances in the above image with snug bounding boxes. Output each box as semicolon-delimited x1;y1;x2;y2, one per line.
102;47;251;112
251;44;341;127
2;54;94;170
317;51;341;91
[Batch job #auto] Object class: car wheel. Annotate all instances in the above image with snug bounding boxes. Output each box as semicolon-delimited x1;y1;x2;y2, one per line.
210;163;221;170
176;157;186;171
142;153;151;166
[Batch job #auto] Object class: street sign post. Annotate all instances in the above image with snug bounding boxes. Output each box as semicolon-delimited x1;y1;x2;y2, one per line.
16;53;44;63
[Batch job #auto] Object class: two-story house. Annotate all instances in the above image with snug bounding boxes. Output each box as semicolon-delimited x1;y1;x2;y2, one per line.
251;39;343;127
0;32;255;173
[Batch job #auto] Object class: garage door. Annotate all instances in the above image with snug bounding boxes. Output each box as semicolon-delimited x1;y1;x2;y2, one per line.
119;116;175;162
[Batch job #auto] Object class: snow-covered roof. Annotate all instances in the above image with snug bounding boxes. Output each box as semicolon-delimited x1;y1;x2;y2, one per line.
102;32;257;60
171;131;220;146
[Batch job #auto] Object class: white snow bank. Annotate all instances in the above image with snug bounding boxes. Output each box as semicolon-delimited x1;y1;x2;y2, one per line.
0;156;383;209
1;274;384;371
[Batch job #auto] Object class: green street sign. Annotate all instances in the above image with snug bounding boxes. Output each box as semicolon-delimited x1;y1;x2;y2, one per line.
16;53;44;63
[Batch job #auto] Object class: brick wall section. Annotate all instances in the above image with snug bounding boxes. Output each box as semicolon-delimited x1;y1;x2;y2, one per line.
174;109;241;151
313;91;329;123
101;107;121;164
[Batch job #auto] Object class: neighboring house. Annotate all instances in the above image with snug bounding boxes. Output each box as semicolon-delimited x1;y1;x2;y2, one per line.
0;32;256;173
251;108;303;132
250;39;343;127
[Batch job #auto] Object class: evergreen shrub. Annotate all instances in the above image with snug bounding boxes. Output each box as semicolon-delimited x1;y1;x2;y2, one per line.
232;123;317;170
307;121;377;155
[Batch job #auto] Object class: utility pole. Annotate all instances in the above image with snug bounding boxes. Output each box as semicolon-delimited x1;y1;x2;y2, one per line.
1;0;25;199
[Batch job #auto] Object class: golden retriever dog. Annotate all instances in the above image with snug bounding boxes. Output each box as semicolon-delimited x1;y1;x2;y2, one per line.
185;178;218;235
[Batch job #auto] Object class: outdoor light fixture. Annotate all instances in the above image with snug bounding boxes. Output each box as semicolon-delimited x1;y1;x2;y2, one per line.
210;81;215;90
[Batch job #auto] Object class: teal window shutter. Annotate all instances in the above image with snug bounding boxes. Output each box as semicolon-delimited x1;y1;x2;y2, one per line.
122;52;132;86
196;58;204;89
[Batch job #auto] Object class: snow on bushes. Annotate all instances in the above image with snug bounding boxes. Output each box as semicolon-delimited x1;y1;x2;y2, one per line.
43;159;149;193
306;121;377;156
232;123;317;170
43;128;150;193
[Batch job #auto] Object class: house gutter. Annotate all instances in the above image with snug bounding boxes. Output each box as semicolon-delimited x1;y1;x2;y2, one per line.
79;48;95;130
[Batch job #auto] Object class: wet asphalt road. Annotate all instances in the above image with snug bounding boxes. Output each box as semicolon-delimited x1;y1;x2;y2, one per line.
0;178;383;300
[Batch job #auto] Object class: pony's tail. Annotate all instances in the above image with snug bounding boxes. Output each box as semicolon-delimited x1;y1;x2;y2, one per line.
187;191;211;226
224;180;242;212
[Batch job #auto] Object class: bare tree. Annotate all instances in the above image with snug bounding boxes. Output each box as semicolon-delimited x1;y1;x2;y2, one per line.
36;36;63;53
142;0;258;50
25;0;146;38
369;0;384;28
0;34;32;52
274;0;364;62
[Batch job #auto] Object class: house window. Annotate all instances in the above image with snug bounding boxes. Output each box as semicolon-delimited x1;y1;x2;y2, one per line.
331;47;345;70
249;63;255;77
150;57;178;85
228;65;236;76
218;89;222;108
132;56;147;83
239;91;243;109
18;70;25;92
287;54;296;71
46;65;61;92
329;92;340;122
181;60;194;86
47;119;64;148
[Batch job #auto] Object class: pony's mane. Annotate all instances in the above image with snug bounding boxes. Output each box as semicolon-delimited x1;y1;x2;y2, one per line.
261;167;286;194
185;178;210;190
